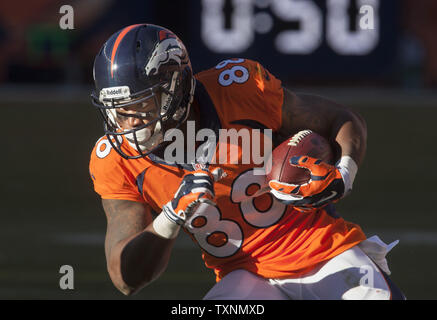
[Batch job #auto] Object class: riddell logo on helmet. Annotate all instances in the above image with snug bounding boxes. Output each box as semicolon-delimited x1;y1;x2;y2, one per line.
107;88;123;95
163;121;272;175
100;86;131;100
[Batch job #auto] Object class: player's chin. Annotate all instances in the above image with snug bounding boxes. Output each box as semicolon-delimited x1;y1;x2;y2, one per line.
125;135;151;147
125;128;165;154
127;126;152;142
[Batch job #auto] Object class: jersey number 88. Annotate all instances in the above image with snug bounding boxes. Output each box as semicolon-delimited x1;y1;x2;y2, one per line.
216;58;249;87
186;169;287;258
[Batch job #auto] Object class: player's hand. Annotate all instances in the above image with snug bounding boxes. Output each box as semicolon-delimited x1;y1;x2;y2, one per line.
269;155;345;211
162;169;219;226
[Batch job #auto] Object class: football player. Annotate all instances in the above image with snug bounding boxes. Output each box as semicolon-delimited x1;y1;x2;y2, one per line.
89;24;405;300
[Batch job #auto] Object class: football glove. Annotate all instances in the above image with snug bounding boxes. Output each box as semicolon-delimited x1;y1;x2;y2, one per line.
269;155;349;211
162;169;217;226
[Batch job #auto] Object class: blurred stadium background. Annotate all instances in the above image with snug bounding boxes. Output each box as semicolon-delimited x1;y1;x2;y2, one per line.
0;0;436;299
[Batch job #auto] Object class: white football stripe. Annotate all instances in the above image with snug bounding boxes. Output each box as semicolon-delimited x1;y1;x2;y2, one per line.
190;187;214;196
193;179;212;184
193;172;210;177
270;189;303;201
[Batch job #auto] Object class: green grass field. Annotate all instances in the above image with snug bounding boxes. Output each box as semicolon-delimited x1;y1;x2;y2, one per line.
1;88;436;299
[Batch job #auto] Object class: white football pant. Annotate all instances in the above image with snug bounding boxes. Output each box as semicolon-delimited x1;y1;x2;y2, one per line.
203;236;405;300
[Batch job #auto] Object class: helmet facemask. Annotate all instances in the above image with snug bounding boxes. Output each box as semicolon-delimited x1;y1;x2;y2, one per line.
92;69;195;159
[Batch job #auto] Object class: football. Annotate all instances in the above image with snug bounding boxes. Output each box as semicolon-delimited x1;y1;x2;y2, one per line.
266;130;334;184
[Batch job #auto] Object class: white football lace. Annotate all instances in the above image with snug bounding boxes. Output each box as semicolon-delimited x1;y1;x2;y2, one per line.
287;130;313;147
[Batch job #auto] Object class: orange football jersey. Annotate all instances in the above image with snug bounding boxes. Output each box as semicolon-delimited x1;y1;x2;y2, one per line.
89;58;366;281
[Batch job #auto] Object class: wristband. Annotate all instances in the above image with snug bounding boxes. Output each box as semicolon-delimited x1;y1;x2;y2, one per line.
152;210;181;239
336;155;358;195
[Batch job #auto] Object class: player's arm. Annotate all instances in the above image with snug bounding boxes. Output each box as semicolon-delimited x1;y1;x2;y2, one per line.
270;87;367;209
103;199;177;296
102;169;217;296
279;87;367;165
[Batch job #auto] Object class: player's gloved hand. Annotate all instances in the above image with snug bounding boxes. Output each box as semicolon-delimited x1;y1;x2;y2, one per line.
162;169;218;226
269;155;357;211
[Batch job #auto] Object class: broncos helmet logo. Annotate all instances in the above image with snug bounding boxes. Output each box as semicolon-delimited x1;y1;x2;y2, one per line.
145;37;187;76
